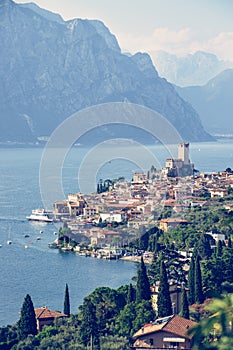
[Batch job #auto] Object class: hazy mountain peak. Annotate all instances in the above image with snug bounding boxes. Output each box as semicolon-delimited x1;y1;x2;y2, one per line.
176;68;233;135
150;50;233;86
132;52;158;78
0;0;15;8
19;2;64;24
0;0;212;143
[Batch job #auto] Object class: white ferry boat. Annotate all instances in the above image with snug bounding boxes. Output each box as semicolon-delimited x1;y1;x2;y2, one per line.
26;209;53;223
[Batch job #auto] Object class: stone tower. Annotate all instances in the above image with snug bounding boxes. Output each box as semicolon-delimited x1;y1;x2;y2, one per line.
178;143;189;164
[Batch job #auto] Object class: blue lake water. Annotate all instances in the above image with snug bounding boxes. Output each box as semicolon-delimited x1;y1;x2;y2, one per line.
0;139;233;326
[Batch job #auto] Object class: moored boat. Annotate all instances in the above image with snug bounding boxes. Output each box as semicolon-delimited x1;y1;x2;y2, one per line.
26;209;53;223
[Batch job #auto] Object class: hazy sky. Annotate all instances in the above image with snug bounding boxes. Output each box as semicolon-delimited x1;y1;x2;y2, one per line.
16;0;233;60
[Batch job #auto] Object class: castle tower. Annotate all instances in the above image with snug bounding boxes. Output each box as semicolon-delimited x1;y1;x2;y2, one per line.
178;143;189;164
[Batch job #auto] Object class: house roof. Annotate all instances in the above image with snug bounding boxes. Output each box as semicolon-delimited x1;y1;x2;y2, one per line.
163;315;196;339
132;315;196;339
35;307;67;320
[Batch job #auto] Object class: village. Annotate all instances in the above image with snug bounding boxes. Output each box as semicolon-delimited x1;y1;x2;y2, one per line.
50;143;233;261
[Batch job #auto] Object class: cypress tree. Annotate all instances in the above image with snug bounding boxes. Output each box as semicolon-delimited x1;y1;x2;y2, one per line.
194;256;204;304
228;238;232;248
180;286;189;319
157;260;172;317
136;256;151;303
188;255;195;305
127;283;135;304
216;240;223;256
18;294;37;340
63;283;70;317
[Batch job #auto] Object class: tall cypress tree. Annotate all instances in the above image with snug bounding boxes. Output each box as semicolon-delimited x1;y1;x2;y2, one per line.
136;256;151;303
157;260;172;317
18;294;37;340
216;240;223;256
194;256;204;304
188;255;195;305
63;283;70;317
228;238;232;248
127;283;135;304
180;286;189;319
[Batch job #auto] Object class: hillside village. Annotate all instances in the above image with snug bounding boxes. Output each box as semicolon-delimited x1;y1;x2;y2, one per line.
52;143;233;256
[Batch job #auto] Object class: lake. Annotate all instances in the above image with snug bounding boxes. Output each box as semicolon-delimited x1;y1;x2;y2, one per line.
0;139;233;326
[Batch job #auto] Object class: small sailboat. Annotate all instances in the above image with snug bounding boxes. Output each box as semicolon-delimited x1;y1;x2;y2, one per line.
0;244;2;248
7;226;12;245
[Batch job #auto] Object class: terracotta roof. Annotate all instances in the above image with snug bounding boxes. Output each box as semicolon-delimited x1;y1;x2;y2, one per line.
163;315;197;339
35;307;67;319
133;315;197;339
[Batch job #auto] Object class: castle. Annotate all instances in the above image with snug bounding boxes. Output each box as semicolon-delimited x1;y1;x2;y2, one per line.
163;143;194;177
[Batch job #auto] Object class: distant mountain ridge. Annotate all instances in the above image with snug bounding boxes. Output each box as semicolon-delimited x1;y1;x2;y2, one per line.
0;0;212;143
151;50;233;87
176;69;233;135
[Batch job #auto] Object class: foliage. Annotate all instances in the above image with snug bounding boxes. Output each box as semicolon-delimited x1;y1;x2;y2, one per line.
180;287;189;319
194;256;204;304
63;284;70;317
188;255;195;305
157;261;172;317
136;257;151;303
18;294;37;340
115;300;155;337
188;294;233;349
79;297;99;349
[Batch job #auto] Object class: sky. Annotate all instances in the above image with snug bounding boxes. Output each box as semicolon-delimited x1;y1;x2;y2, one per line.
16;0;233;61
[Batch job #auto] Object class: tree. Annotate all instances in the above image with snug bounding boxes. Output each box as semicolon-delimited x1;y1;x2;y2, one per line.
63;283;70;317
188;294;233;349
180;286;189;319
194;256;204;304
79;297;100;349
136;257;151;303
188;255;195;305
157;260;172;317
18;294;37;340
127;283;135;304
217;240;223;257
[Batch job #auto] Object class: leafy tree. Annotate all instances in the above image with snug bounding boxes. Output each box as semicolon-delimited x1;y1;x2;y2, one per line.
63;283;70;317
79;297;100;349
133;300;155;334
18;294;37;340
157;260;172;317
194;256;204;304
188;294;233;349
136;257;151;303
115;302;136;337
180;286;189;319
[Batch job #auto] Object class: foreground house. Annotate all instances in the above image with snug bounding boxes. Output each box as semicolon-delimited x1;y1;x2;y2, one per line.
35;307;67;332
132;315;197;350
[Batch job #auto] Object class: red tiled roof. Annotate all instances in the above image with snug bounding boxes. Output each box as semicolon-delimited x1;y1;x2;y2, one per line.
35;307;67;319
163;315;197;339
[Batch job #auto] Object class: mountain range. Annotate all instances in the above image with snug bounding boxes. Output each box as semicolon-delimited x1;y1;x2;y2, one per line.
176;69;233;135
0;0;212;143
151;50;233;87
